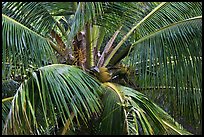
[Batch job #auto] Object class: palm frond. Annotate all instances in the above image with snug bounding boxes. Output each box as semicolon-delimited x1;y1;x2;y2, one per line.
97;2;160;33
42;2;76;16
103;2;202;66
2;14;57;79
97;83;127;135
2;64;103;135
2;2;56;36
115;84;192;135
97;83;191;135
123;16;202;125
2;80;20;98
2;97;13;131
136;2;202;37
67;2;104;46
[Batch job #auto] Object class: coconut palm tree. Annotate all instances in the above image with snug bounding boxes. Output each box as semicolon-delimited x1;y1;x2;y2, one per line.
2;2;202;135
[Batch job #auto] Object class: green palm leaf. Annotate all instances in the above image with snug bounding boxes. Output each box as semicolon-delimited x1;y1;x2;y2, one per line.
108;3;202;128
42;2;76;16
2;14;57;79
103;2;202;66
136;2;202;37
102;83;192;135
2;64;103;135
123;16;202;125
1;2;202;135
97;2;160;32
2;2;56;35
2;97;13;131
2;80;20;98
120;85;192;135
67;2;103;47
97;83;126;135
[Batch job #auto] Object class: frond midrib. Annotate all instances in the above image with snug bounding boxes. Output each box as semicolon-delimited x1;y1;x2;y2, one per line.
131;16;202;47
2;13;46;39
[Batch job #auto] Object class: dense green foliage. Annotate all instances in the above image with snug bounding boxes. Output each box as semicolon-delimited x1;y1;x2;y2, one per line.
2;2;202;135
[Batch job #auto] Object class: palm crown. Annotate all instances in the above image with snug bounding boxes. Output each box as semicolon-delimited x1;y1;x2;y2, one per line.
2;2;202;135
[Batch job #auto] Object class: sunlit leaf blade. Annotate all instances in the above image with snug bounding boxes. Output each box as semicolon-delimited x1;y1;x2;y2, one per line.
103;2;202;66
1;2;202;135
136;2;202;37
116;84;192;135
2;2;56;36
123;16;202;127
97;2;160;34
2;14;57;79
2;97;13;131
97;83;191;135
2;64;103;135
97;83;126;135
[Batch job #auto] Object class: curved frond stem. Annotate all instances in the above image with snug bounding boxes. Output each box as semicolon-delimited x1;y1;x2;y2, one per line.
130;16;202;50
2;97;14;103
103;2;167;66
2;14;46;39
